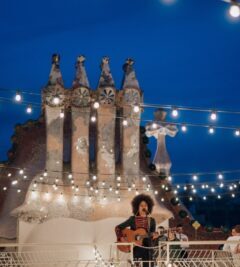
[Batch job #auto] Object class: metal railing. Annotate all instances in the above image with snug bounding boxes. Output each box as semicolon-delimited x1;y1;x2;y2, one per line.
0;240;239;267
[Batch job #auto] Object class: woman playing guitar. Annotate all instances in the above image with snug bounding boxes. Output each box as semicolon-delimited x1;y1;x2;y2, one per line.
115;194;158;266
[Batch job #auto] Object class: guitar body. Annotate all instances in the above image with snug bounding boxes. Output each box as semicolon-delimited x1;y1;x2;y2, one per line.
117;228;148;253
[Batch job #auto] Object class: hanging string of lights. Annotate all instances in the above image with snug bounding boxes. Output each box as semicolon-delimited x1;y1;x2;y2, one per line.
1;93;240;136
1;164;240;179
222;0;240;18
2;165;240;197
2;176;240;203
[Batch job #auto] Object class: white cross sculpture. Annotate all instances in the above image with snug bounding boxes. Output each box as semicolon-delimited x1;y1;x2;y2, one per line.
145;108;178;175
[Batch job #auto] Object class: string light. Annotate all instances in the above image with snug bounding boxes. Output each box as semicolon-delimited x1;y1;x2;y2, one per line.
91;116;96;122
152;123;157;129
43;170;48;177
53;96;60;105
15;91;22;102
218;173;224;179
203;196;207;200
193;175;198;181
3;187;7;191
68;173;73;179
19;169;24;175
93;102;100;109
217;195;221;199
210;111;217;121
209;127;215;134
132;105;140;113
220;183;224;188
142;176;147;182
181;125;187;132
12;180;18;185
235;129;240;136
168;176;172;181
26;105;32;114
92;175;97;181
122;119;128;126
171;107;178;117
229;3;240;18
17;189;21;193
116;176;121;181
60;109;64;118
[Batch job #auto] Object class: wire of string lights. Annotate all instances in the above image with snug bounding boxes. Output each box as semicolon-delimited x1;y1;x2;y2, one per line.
0;93;240;134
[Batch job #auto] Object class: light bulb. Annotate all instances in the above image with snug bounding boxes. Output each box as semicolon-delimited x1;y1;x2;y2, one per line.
26;105;32;114
3;187;7;191
117;197;121;202
229;4;240;18
91;116;96;122
161;198;165;202
123;119;128;126
189;197;193;201
86;180;90;186
68;173;73;179
92;175;97;181
17;189;21;193
210;111;217;121
53;96;60;105
193;175;198;181
8;173;12;177
15;91;22;102
19;169;24;175
93;102;100;109
203;196;207;200
12;180;18;185
152;123;157;129
181;125;187;132
235;129;240;136
211;187;215;193
168;176;172;181
43;170;48;177
217;195;221;199
209;127;215;134
128;187;132;192
60;110;64;118
102;181;106;186
218;174;223;180
154;190;158;195
171;108;178;117
232;193;235;198
133;105;140;113
142;176;146;182
116;176;121;181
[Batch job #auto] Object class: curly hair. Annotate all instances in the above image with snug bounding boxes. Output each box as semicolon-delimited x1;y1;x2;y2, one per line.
131;194;154;215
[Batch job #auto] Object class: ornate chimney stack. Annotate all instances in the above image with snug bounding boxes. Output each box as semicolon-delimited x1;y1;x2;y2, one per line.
96;57;116;188
121;58;142;184
71;55;91;186
42;54;65;181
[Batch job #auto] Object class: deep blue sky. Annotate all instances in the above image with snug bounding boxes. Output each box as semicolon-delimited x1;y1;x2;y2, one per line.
0;0;240;184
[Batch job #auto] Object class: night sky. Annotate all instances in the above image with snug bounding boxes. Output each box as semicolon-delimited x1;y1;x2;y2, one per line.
0;0;240;185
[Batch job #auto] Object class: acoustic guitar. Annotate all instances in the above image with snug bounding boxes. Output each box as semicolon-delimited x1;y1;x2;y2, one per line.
117;228;152;253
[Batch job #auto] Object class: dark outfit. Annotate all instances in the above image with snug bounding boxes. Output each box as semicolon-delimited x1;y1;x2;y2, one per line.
115;215;156;265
